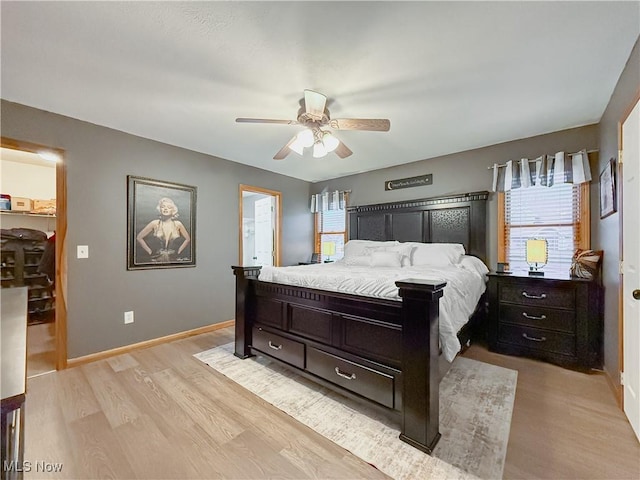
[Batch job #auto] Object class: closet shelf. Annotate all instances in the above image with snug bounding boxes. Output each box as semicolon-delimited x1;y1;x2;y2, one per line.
0;211;56;218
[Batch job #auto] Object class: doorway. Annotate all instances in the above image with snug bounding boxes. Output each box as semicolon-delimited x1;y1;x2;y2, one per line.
1;137;67;373
239;185;281;267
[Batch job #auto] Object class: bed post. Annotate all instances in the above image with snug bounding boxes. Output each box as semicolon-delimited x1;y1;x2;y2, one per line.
396;278;446;454
231;266;261;359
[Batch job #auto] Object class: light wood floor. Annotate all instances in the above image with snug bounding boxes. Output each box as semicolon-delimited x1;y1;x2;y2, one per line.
464;344;640;479
26;321;56;378
23;326;639;479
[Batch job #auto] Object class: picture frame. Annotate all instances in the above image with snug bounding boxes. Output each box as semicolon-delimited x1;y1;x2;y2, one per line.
127;175;196;270
496;262;511;274
599;158;617;219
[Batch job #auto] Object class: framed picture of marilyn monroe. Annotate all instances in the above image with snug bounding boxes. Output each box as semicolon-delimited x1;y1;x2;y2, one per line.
127;176;197;270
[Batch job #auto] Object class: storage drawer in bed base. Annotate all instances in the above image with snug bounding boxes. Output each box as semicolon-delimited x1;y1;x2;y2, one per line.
252;327;305;369
306;346;395;409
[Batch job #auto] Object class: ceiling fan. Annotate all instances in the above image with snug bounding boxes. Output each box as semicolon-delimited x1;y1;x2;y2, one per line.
236;89;390;160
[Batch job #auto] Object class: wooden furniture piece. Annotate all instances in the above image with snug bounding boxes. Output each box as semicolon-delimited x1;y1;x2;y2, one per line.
1;229;55;325
487;272;603;370
233;191;488;454
1;287;28;480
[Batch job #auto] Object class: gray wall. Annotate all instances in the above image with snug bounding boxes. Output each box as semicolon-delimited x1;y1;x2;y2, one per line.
1;100;313;358
594;36;640;384
313;125;599;270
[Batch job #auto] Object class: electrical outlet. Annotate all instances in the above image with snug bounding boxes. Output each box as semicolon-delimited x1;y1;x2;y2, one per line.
124;311;134;324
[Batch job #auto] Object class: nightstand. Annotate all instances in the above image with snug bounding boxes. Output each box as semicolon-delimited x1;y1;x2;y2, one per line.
487;272;603;371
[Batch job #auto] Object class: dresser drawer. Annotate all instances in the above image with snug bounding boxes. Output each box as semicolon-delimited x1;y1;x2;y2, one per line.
252;327;305;369
498;324;576;357
499;304;576;333
306;347;395;409
499;282;575;309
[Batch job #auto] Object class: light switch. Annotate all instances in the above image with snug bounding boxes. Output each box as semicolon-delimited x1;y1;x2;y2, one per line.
77;245;89;259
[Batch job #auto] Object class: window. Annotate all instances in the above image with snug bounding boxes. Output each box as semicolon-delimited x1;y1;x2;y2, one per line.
499;184;590;275
315;208;347;262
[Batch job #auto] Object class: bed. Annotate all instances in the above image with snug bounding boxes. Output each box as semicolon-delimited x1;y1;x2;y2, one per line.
232;191;488;454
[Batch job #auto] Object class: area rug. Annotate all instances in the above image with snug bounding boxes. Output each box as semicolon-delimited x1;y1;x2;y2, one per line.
195;343;517;480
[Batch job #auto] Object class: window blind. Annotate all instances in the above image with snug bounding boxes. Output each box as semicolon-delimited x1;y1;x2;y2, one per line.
317;209;346;261
504;183;583;275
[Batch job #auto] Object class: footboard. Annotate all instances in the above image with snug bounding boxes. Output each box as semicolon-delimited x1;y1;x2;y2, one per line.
232;265;445;454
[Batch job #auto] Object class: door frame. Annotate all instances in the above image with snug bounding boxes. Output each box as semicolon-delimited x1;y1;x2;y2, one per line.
238;184;282;267
1;136;68;370
617;89;640;406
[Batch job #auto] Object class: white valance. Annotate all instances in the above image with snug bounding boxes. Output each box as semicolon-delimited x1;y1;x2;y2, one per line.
310;190;347;213
491;150;592;192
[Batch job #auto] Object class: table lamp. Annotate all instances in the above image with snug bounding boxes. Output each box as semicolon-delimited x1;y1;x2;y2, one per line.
321;241;336;262
526;239;548;276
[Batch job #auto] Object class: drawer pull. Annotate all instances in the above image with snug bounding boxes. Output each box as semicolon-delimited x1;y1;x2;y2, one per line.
522;291;547;300
268;341;282;351
522;333;547;342
334;367;357;381
522;312;547;321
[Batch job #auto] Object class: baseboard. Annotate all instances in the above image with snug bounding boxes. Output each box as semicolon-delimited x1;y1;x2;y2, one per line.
66;320;235;368
603;366;623;408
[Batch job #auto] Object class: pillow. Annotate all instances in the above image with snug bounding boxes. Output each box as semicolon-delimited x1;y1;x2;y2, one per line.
362;243;414;267
410;243;466;267
343;255;371;266
384;244;415;267
570;249;602;279
370;251;403;267
343;240;399;259
459;255;489;277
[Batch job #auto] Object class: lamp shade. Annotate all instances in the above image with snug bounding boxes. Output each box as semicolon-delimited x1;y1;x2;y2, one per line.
297;129;314;147
323;132;340;152
313;142;327;158
526;239;548;264
321;241;336;256
289;138;305;155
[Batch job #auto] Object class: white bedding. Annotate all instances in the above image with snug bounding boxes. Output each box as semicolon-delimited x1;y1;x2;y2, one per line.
258;256;488;362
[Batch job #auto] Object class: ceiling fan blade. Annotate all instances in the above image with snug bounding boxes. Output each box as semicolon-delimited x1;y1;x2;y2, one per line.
236;118;298;125
330;118;390;132
334;141;353;159
304;90;327;120
273;135;298;160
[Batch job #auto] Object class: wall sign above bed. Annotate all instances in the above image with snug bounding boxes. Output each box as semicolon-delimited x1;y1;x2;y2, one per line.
385;173;432;191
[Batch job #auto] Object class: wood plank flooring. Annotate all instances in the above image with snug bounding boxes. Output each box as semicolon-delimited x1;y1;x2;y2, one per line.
26;321;56;378
22;326;640;479
463;344;640;479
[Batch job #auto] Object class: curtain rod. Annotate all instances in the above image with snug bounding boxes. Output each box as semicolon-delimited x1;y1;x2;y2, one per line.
314;189;352;193
486;149;598;170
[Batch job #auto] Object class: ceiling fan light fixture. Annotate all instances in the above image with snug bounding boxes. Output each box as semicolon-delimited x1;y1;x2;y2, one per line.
313;142;327;158
237;89;389;160
322;132;340;153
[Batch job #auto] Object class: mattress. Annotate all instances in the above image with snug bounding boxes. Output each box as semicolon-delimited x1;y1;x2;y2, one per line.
258;256;488;362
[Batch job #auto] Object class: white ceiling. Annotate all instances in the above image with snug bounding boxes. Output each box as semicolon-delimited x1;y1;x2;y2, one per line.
2;2;638;183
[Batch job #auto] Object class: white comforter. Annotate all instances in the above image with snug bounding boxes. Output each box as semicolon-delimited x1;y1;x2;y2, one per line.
258;257;488;362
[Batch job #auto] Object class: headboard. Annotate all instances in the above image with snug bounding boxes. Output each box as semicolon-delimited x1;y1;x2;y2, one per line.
347;191;489;263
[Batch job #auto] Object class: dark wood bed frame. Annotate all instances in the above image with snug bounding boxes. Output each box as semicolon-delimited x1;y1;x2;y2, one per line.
233;191;488;454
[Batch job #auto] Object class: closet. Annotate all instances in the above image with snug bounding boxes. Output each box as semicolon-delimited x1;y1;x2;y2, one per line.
1;229;54;324
0;147;57;375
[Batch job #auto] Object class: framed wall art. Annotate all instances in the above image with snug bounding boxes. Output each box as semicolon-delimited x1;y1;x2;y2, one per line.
599;158;617;219
127;175;196;270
